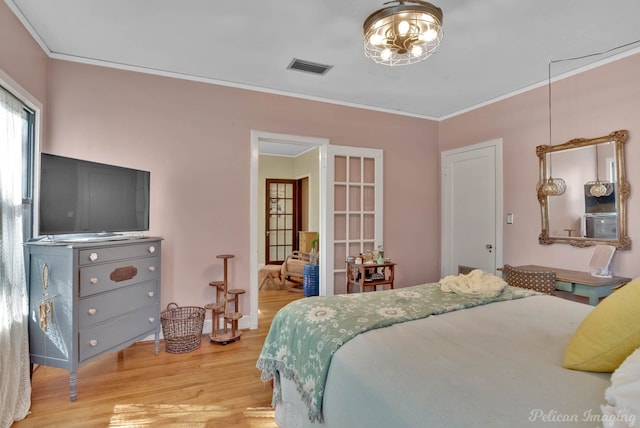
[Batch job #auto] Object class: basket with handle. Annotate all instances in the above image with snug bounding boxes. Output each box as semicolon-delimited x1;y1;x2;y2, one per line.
160;302;205;353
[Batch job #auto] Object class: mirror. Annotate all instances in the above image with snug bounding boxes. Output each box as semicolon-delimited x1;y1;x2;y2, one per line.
537;130;630;250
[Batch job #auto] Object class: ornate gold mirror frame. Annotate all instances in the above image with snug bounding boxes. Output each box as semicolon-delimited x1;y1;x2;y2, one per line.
537;130;630;250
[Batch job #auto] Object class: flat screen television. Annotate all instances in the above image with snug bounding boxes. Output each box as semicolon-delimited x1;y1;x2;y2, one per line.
38;153;150;236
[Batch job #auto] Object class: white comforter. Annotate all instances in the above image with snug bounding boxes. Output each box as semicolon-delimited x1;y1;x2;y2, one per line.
276;295;610;427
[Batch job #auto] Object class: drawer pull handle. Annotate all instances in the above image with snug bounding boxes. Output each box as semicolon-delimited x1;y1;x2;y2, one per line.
90;277;98;284
89;339;98;347
148;246;156;254
148;317;155;323
89;252;98;262
148;266;156;272
109;266;138;282
88;308;97;315
147;291;155;297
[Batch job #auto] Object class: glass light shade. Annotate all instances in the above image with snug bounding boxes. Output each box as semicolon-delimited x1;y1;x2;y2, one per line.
540;177;566;196
586;180;614;197
587;145;614;197
363;1;443;66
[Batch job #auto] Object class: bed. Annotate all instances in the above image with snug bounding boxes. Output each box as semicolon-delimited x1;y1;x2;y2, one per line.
257;273;640;428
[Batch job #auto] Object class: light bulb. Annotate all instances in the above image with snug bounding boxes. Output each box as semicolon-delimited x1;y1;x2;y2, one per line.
420;28;438;42
369;33;385;46
411;45;423;57
398;21;409;36
381;49;392;61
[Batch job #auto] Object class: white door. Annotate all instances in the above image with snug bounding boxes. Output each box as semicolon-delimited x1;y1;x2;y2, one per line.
322;145;383;295
441;140;503;277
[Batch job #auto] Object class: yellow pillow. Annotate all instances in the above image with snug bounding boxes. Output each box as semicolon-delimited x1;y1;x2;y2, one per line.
563;277;640;372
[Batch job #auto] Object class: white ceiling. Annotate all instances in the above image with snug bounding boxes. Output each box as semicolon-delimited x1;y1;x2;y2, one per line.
7;0;640;122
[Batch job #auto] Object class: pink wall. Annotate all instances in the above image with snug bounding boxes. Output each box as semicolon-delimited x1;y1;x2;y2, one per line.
0;2;48;115
44;60;440;315
440;53;640;278
4;0;640;321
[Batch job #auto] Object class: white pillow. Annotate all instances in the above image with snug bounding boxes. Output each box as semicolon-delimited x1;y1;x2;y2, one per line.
601;347;640;427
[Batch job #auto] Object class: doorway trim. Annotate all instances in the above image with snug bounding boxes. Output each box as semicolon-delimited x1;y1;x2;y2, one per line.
249;131;329;329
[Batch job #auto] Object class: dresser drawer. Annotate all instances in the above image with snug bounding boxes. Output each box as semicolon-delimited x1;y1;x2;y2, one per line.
79;281;159;328
79;241;160;266
80;256;159;297
79;304;159;361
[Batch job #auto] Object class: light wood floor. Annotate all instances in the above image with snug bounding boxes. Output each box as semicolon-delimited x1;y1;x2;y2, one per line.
14;288;303;428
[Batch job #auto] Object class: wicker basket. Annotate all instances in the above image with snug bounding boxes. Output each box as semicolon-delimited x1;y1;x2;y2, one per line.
160;303;205;354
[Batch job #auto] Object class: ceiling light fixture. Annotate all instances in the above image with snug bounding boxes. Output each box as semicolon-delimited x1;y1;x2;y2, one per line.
363;0;443;66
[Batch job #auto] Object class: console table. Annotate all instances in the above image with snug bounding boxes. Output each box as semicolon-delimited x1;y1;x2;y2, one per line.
511;265;630;306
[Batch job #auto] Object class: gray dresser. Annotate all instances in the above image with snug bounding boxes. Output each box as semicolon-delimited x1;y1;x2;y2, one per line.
25;237;162;401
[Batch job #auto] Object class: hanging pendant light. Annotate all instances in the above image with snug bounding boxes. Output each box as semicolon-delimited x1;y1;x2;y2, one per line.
538;152;566;196
363;0;444;66
540;176;567;196
539;60;566;197
586;143;614;197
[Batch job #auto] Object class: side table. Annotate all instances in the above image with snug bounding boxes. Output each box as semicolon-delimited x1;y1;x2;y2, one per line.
346;262;396;293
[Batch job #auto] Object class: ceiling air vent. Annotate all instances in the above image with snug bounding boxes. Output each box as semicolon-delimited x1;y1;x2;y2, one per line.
287;58;333;75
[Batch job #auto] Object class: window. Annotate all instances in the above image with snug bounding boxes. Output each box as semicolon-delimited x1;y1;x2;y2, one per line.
21;102;36;240
0;84;36;239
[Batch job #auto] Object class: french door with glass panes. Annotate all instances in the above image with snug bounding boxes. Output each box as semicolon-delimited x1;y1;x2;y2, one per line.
265;179;301;264
324;146;383;295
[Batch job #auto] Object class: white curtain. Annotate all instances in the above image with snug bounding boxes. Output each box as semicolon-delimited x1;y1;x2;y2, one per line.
0;87;31;426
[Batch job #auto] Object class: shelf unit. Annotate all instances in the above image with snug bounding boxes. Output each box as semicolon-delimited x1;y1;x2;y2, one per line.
346;261;396;293
205;254;245;344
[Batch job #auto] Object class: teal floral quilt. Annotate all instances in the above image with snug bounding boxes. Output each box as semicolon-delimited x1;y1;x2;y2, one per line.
256;282;536;423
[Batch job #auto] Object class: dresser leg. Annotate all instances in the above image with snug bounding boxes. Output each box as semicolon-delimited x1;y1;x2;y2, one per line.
69;371;77;401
